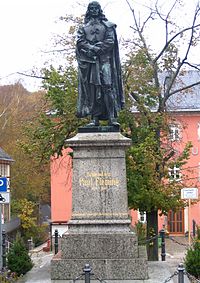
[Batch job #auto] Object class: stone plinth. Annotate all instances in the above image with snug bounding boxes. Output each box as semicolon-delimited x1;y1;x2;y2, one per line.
51;255;148;280
67;131;131;221
51;131;148;280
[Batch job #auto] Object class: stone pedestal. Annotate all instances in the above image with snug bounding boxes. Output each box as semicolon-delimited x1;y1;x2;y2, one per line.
51;130;148;281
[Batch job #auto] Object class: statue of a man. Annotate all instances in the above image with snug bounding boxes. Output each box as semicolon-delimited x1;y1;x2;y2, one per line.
76;1;124;126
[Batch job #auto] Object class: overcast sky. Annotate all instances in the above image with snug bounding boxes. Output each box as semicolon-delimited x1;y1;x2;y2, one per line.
0;0;198;91
0;0;135;91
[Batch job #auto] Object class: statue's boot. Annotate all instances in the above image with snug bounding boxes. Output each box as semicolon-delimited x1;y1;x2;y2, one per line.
109;117;120;126
87;117;99;126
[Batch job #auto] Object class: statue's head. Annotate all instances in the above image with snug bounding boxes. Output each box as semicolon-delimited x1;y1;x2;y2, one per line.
85;1;107;23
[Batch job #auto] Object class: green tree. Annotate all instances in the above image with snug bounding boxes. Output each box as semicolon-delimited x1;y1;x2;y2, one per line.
21;15;85;161
185;226;200;279
7;234;33;276
121;0;200;260
20;64;84;162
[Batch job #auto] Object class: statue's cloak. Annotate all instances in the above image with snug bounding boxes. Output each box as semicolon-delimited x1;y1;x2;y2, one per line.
76;20;124;120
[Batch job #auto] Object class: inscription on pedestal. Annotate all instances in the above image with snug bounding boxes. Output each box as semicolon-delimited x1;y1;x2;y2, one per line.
79;171;120;191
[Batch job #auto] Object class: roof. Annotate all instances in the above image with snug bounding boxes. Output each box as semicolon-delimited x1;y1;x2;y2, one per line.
2;217;21;233
131;70;200;113
166;70;200;111
0;147;14;162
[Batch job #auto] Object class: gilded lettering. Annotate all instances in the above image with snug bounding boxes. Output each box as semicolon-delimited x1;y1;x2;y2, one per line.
79;172;120;189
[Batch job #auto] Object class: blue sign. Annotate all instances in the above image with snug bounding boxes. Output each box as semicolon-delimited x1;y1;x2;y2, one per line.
0;177;7;192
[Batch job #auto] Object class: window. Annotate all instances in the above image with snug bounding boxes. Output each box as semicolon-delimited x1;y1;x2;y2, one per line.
169;124;180;141
168;165;181;181
198;163;200;182
138;211;146;223
0;163;9;177
197;122;200;141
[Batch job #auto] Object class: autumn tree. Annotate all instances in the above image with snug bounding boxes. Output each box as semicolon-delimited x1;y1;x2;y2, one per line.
0;83;50;215
121;0;200;260
21;15;85;162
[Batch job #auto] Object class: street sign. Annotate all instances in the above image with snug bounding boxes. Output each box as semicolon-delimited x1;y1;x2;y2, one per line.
181;187;198;199
0;192;10;204
0;178;7;192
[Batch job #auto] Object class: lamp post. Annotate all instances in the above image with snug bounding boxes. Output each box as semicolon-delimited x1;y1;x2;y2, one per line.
0;177;10;270
0;202;2;269
0;194;5;270
0;194;6;270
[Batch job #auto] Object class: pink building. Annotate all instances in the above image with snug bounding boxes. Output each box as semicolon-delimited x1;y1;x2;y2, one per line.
130;111;200;234
130;71;200;235
50;148;72;235
51;71;200;236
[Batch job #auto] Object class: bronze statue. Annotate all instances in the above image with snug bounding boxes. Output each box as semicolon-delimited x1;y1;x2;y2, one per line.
76;1;124;126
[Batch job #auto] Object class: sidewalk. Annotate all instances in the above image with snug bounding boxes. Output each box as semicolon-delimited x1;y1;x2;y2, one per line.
17;236;191;283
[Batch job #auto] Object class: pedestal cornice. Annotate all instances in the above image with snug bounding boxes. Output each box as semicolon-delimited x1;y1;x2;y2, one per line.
66;131;131;149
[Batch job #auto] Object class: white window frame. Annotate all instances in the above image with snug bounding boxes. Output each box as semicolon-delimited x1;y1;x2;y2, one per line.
138;210;146;223
169;124;180;141
168;165;181;181
198;162;200;182
0;163;9;177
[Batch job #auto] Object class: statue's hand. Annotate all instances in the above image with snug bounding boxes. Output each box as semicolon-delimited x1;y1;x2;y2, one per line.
91;45;101;54
94;42;103;48
86;49;96;58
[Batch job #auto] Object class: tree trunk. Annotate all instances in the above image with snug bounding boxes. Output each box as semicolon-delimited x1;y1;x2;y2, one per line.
146;210;159;261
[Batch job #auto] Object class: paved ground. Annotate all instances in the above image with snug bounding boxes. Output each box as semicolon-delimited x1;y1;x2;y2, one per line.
17;236;191;283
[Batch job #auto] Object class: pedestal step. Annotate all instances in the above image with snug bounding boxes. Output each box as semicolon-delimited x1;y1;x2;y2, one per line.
61;233;139;259
51;254;148;280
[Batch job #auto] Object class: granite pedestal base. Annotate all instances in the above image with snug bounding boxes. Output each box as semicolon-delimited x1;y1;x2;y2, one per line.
51;131;148;280
51;256;148;280
51;226;148;280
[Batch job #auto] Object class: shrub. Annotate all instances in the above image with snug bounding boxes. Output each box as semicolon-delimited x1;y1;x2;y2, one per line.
0;270;18;282
185;226;200;279
7;234;33;276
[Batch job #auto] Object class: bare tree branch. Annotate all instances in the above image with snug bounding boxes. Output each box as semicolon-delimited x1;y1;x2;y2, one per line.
154;23;200;64
155;0;179;43
168;80;200;97
185;62;200;71
0;108;8;118
140;11;155;33
162;5;200;106
40;49;68;54
126;0;160;92
17;72;48;80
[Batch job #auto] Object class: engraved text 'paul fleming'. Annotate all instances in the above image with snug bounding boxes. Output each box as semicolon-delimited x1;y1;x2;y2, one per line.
79;172;120;189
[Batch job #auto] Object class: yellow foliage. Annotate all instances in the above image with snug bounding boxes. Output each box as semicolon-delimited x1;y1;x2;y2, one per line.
17;199;37;230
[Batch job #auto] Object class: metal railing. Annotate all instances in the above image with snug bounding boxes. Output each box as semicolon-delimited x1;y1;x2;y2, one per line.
73;264;108;283
73;263;200;283
162;263;200;283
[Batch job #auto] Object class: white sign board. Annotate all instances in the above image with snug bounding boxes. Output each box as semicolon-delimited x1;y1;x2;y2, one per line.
0;192;10;204
181;188;198;199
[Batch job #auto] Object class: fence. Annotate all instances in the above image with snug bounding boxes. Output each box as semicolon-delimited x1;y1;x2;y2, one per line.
72;263;200;283
73;264;108;283
162;263;200;283
1;228;200;282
